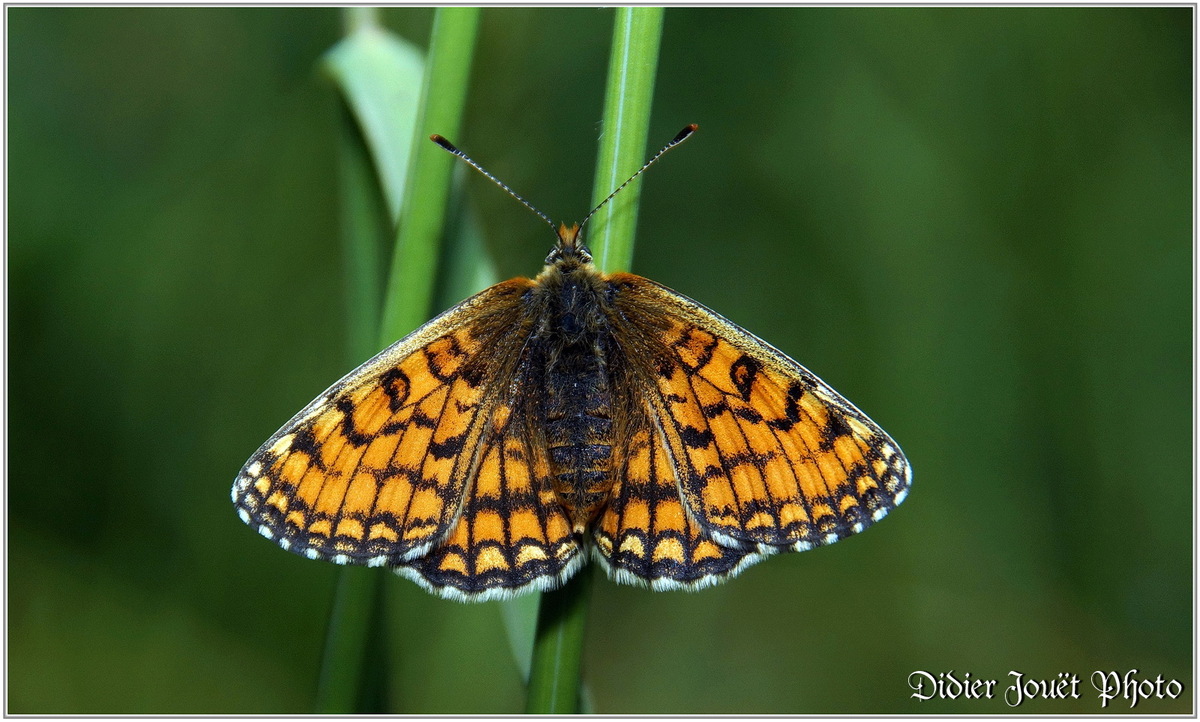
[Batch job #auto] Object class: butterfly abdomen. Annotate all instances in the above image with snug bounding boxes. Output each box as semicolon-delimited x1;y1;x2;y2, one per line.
531;263;619;531
543;338;614;530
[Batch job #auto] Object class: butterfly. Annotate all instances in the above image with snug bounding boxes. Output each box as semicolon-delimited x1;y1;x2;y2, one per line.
232;125;911;602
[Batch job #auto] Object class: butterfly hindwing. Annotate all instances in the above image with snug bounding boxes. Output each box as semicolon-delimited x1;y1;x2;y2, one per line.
608;274;911;554
593;422;761;589
397;398;583;600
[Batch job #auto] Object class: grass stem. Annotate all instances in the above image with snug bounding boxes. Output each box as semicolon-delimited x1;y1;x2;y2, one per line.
379;7;480;345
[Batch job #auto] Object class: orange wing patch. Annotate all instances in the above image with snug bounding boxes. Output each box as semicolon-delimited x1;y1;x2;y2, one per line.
233;325;492;565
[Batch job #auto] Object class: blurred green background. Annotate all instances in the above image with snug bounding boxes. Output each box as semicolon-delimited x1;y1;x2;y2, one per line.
8;6;1192;714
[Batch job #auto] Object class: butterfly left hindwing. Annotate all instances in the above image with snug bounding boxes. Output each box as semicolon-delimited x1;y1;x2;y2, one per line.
593;420;761;589
394;395;584;599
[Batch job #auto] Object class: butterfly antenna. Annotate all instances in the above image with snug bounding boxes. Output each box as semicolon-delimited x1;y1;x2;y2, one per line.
430;134;558;235
578;124;699;232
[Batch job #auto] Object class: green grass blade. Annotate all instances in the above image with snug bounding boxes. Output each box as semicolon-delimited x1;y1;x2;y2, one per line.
379;7;481;345
588;6;665;273
525;570;594;714
500;592;541;685
332;96;389;369
312;107;390;714
315;567;387;713
316;14;428;713
525;7;666;714
316;8;479;713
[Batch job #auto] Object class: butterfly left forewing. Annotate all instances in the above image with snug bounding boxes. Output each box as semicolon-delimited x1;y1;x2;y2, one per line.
609;274;911;555
232;279;539;566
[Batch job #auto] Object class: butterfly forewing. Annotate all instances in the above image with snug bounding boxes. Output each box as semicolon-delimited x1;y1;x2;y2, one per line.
607;274;911;553
232;279;538;568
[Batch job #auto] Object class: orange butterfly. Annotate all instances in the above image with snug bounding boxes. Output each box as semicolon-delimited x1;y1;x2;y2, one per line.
232;126;910;601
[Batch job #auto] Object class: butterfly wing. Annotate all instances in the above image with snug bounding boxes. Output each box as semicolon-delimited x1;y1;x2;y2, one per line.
396;396;583;600
232;279;581;595
603;273;910;566
593;419;764;590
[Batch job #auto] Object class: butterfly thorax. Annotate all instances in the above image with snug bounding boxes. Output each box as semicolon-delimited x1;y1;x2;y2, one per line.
530;227;618;533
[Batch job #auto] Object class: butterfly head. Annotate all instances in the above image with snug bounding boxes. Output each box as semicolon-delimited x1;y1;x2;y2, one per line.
545;222;593;268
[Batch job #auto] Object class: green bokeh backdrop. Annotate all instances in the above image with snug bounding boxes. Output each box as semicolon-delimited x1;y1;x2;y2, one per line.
8;7;1192;714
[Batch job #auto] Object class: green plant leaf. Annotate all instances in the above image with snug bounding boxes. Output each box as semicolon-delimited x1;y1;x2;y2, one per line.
588;7;666;274
323;18;426;221
379;7;481;346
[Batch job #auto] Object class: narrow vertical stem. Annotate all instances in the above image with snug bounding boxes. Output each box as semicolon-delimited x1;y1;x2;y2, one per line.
589;6;665;273
342;6;379;35
314;26;394;716
315;568;385;713
379;7;481;346
525;7;666;715
336;99;387;365
524;570;594;714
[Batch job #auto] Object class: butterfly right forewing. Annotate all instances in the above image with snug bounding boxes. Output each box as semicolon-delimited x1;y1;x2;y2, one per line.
603;273;911;562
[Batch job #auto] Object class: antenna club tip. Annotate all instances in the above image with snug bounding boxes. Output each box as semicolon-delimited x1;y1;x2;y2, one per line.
671;124;699;144
430;134;455;150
